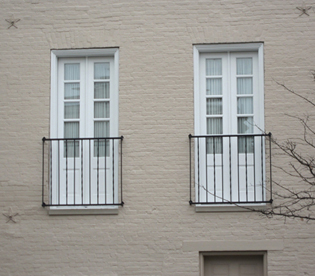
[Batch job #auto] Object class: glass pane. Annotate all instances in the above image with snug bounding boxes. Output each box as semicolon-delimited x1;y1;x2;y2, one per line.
94;102;110;118
207;118;223;134
94;63;110;79
207;98;222;115
207;118;222;154
94;121;109;137
206;78;222;95
64;122;79;138
237;77;253;95
64;83;80;99
64;122;79;157
238;136;254;154
206;59;222;75
237;58;252;75
64;64;80;80
207;117;223;154
94;82;110;99
64;102;80;119
64;140;79;158
207;137;222;154
94;121;110;157
238;117;254;153
238;117;253;134
237;97;253;114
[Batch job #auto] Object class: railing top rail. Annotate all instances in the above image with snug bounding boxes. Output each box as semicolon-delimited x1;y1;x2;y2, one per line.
189;133;271;139
43;136;124;142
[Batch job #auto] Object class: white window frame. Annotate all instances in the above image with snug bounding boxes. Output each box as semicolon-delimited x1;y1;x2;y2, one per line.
49;48;120;215
193;43;265;208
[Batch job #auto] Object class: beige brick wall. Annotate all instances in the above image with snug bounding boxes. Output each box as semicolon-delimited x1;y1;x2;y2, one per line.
1;0;315;275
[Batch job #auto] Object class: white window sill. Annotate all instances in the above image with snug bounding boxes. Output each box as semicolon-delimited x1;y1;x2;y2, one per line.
47;206;119;215
195;203;268;213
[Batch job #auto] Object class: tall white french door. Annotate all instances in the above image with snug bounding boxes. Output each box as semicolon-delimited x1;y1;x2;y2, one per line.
51;56;118;205
198;51;264;203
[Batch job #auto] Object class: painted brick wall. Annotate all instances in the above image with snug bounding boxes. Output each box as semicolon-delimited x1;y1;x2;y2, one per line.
1;0;315;275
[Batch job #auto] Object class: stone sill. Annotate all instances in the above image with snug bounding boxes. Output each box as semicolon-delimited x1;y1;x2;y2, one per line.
195;203;268;213
47;206;119;215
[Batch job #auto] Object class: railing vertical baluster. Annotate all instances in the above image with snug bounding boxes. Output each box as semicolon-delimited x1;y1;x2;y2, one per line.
245;137;248;202
42;138;45;206
120;137;123;205
254;136;256;202
74;139;76;205
213;137;216;202
49;141;52;205
229;136;232;202
58;140;60;205
221;137;224;202
206;137;208;203
261;135;264;201
189;135;192;204
97;138;99;204
105;139;107;204
269;133;272;202
47;141;50;204
66;140;68;205
81;140;83;204
197;138;200;203
237;137;240;202
89;139;91;205
112;139;115;204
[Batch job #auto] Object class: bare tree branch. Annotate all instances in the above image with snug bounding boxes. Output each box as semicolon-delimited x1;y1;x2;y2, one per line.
200;78;315;221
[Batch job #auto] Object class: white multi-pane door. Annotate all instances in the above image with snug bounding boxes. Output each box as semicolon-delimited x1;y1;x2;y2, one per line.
51;57;117;205
230;53;264;202
198;52;264;203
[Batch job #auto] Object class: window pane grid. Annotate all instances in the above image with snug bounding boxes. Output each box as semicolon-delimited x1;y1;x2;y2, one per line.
94;82;110;99
64;63;80;80
206;58;222;76
94;62;110;79
237;97;253;114
237;77;253;95
206;78;222;95
236;58;252;75
207;98;222;115
64;83;80;99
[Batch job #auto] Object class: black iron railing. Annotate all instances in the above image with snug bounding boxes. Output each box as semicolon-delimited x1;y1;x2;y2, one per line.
189;133;272;205
42;136;124;207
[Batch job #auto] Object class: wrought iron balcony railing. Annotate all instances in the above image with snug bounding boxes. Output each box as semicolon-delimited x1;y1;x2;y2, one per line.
189;133;272;205
42;136;124;207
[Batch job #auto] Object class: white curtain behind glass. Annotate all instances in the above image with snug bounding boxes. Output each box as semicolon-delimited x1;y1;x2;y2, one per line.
64;63;80;157
206;58;223;154
237;58;254;153
94;62;110;157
